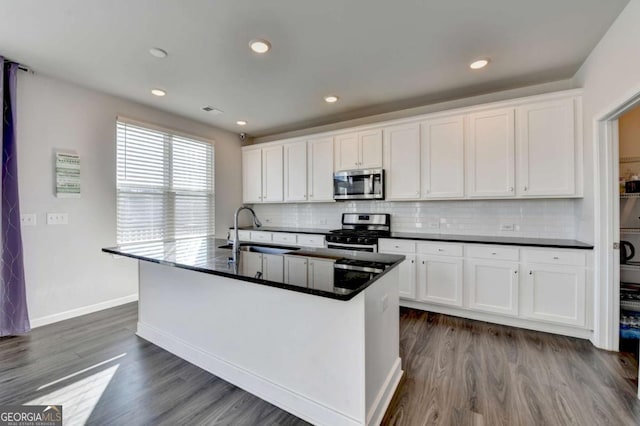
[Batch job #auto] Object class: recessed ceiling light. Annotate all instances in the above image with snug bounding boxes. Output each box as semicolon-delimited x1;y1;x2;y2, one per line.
236;120;248;126
149;47;168;58
249;39;271;54
151;88;166;97
470;59;489;70
324;95;339;103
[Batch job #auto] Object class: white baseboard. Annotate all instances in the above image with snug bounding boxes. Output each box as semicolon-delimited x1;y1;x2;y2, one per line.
137;321;364;426
30;294;138;328
366;358;403;426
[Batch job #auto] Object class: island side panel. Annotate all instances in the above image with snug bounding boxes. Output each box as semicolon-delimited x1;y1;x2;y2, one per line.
364;267;403;425
137;261;367;426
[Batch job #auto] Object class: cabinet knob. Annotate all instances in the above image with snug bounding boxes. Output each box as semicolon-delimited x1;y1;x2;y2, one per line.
438;248;444;252
491;252;497;255
514;270;518;274
524;186;528;191
529;270;533;275
509;186;514;192
411;260;414;264
553;256;559;260
422;260;425;265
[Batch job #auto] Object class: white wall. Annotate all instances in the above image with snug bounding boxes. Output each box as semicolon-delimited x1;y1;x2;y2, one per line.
573;0;640;243
16;72;242;326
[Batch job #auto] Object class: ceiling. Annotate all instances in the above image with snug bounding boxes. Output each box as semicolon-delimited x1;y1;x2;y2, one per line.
0;0;630;138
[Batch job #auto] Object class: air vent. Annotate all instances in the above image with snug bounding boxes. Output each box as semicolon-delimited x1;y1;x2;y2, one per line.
202;106;223;114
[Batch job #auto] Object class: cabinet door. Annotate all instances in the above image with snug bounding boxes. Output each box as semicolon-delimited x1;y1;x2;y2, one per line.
421;116;465;198
398;254;417;300
359;129;383;169
468;108;515;197
308;137;334;201
284;142;308;202
262;253;284;283
417;255;463;306
240;252;263;278
521;264;586;327
384;124;421;200
517;99;576;196
466;259;519;316
284;256;308;287
262;145;284;202
242;148;262;203
335;133;360;171
308;259;335;292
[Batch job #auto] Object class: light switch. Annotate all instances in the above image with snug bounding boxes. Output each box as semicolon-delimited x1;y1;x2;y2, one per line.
20;213;36;226
47;213;69;225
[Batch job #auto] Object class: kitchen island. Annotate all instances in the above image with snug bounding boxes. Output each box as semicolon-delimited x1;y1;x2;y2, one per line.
103;237;404;426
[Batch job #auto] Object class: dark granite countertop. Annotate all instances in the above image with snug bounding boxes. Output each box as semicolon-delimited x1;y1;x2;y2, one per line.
102;237;404;301
386;232;593;250
229;226;593;250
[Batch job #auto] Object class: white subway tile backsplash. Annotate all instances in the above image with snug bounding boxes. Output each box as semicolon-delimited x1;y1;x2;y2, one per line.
251;199;577;239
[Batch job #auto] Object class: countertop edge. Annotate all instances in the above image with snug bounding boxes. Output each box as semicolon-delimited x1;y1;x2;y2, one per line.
102;247;405;301
231;227;594;250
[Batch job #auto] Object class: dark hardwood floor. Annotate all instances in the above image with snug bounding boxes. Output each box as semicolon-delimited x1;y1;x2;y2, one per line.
1;303;639;425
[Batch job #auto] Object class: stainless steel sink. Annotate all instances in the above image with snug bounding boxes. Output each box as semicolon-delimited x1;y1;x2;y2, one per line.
218;243;299;255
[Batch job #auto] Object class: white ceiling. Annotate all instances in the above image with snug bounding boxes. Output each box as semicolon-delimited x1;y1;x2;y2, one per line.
0;0;629;137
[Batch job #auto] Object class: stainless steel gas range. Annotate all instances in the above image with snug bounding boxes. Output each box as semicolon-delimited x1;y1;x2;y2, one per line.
325;213;391;252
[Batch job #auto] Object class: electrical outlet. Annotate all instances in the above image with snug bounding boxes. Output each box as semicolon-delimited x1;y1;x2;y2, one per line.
47;212;69;225
318;218;328;225
20;213;36;226
499;224;515;231
428;222;440;229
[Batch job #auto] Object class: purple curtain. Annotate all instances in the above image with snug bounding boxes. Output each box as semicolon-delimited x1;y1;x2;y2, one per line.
0;57;29;336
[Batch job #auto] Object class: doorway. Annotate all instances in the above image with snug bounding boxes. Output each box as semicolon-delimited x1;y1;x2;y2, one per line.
596;91;640;353
618;104;640;355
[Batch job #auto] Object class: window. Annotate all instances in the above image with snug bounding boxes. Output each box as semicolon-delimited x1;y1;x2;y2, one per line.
116;118;215;244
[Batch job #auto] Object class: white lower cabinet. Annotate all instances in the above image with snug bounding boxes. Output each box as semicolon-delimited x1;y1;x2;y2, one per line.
465;259;519;317
308;258;335;292
417;255;463;307
284;256;308;287
397;254;417;299
379;238;591;337
262;253;284;283
521;263;586;327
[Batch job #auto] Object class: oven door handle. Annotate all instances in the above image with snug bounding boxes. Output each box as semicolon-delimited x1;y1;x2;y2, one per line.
327;242;377;251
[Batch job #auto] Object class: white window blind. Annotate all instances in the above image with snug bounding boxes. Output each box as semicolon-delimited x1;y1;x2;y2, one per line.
116;119;215;244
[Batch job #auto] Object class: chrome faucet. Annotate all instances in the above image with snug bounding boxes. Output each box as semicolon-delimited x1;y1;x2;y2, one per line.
230;206;262;266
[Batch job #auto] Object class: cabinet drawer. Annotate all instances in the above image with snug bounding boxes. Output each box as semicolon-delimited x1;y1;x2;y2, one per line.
379;239;416;253
417;242;463;257
465;245;519;261
523;249;586;267
297;234;325;247
250;231;273;243
237;230;251;241
272;233;298;245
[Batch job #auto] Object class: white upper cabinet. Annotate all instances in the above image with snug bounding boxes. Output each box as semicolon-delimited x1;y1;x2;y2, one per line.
467;108;516;198
384;123;421;200
307;137;334;202
516;99;576;197
421;115;465;198
261;145;284;202
242;148;263;203
359;129;383;169
284;142;308;202
334;129;383;171
334;133;360;171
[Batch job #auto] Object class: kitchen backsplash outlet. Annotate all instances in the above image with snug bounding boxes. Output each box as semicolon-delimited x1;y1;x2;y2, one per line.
250;199;578;239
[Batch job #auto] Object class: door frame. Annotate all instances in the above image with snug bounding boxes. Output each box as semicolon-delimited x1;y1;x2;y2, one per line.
594;89;640;351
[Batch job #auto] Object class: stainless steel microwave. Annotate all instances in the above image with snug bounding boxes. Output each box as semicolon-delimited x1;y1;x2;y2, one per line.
333;169;385;200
